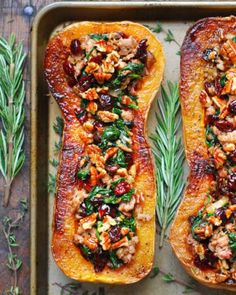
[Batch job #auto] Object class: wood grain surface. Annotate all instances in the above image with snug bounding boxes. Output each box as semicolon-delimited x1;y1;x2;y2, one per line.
0;0;229;294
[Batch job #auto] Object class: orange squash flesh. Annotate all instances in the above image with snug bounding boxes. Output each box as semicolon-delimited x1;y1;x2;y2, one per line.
170;16;236;291
44;21;164;284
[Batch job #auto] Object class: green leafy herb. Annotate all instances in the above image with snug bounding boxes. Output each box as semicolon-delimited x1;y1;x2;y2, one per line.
89;186;111;198
162;273;175;283
109;250;123;269
150;81;185;247
113;150;127;168
128;103;138;110
220;74;227;87
53;116;64;136
150;266;160;278
120;217;136;232
102;125;120;141
120;188;135;202
2;199;27;295
49;158;59;168
232;36;236;43
229;233;236;252
191;211;203;241
112;107;122;115
123;62;144;75
77;169;90;180
48;172;56;194
111;177;126;189
103;195;117;204
0;34;26;207
206;124;218;147
153;22;163;33
86;46;96;60
89;33;109;41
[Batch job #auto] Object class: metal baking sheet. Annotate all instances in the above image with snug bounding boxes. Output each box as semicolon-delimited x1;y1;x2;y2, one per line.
31;2;236;295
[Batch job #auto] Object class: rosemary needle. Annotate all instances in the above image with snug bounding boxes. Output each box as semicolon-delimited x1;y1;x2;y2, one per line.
0;34;26;207
150;81;185;248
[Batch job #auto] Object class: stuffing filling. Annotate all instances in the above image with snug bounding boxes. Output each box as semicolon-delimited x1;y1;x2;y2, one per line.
63;32;155;272
188;33;236;284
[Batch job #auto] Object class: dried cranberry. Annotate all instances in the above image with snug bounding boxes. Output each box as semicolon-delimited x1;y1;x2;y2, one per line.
124;152;133;168
93;248;108;272
67;75;77;87
98;94;114;110
106;164;119;175
194;250;217;270
214;76;223;96
63;60;75;77
90;54;102;64
214;120;234;132
134;39;147;63
215;207;227;224
109;226;121;243
229;150;236;164
74;108;88;124
70;39;82;55
228;100;236;115
231;197;236;205
93;120;104;129
91;197;103;207
207;114;218;125
114;181;131;196
228;173;236;191
83;181;92;192
78;75;93;92
98;204;111;218
79;202;88;217
93;132;102;144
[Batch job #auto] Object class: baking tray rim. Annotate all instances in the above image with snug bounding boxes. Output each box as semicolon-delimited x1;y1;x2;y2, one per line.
30;1;236;294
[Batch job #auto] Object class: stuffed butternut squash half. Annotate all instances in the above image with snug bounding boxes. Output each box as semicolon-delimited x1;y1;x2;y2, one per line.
170;17;236;291
44;21;164;283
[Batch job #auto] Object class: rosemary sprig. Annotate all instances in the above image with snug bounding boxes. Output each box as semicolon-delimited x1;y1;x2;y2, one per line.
150;81;185;248
2;199;28;295
53;282;105;295
0;34;26;207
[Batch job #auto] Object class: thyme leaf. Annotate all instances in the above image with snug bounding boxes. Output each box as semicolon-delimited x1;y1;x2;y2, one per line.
0;33;26;207
2;199;28;294
150;81;185;248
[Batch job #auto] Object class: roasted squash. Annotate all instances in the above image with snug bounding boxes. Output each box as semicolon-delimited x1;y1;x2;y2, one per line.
170;17;236;291
44;21;164;283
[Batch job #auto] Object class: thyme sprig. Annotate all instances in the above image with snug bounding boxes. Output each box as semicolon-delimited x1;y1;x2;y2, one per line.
53;282;105;295
150;81;185;248
150;266;201;294
0;34;26;207
2;199;28;295
146;22;181;54
48;116;64;194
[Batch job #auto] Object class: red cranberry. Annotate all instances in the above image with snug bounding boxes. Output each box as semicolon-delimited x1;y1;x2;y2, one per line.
207;114;218;125
106;164;119;175
231;197;236;205
90;54;102;64
93;132;102;144
93;248;108;272
109;226;121;243
124;152;133;168
214;120;234;132
67;76;77;87
63;60;75;77
215;208;227;224
78;75;93;92
134;39;147;63
98;94;114;110
228;100;236;115
228;173;236;191
83;181;92;192
79;202;88;217
194;250;217;270
70;39;82;55
229;150;236;164
98;204;111;218
114;181;131;196
74;108;88;124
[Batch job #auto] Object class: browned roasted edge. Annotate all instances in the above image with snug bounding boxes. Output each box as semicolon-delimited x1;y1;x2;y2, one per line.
170;16;236;291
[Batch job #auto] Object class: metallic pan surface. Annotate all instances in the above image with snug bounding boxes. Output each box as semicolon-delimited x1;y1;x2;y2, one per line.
31;2;236;295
